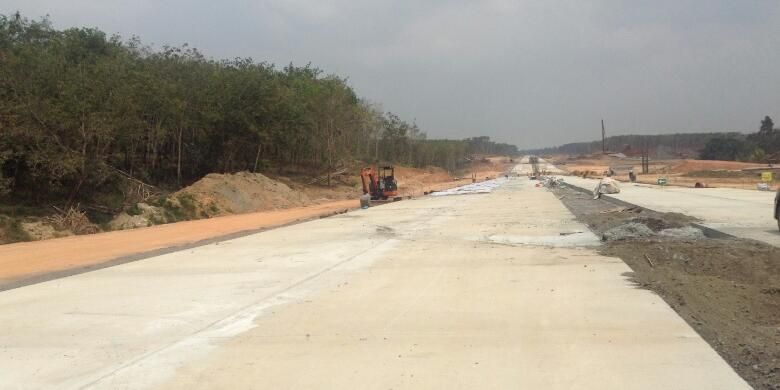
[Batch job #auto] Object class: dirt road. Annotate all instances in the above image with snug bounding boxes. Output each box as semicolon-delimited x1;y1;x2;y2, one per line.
0;175;748;389
0;200;357;290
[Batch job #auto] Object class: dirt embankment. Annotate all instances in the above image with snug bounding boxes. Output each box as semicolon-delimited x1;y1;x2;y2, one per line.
0;159;513;288
554;184;780;390
0;157;516;245
176;166;467;217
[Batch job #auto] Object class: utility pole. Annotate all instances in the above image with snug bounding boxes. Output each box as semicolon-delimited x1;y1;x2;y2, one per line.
641;141;650;174
601;119;606;154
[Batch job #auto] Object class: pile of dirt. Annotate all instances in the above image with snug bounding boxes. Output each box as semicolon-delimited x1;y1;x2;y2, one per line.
174;172;312;217
554;185;780;390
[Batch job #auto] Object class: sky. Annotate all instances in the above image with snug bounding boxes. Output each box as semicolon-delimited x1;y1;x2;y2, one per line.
5;0;780;149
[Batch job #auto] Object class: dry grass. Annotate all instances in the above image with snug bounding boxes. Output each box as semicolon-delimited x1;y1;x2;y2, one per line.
45;206;99;235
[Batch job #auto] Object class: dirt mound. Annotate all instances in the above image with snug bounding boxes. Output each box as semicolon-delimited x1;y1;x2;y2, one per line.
175;172;311;217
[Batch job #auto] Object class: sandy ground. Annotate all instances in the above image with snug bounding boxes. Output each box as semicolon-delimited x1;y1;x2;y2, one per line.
0;175;748;389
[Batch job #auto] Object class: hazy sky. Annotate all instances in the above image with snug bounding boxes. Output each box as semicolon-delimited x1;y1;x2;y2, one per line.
5;0;780;148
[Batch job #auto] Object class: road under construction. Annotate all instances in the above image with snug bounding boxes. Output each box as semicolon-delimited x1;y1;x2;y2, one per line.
0;159;769;389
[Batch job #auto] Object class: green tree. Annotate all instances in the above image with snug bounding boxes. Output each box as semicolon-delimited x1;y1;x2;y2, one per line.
760;116;775;135
699;137;751;161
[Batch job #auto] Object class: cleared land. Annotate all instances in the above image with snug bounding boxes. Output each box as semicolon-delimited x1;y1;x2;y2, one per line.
553;155;779;191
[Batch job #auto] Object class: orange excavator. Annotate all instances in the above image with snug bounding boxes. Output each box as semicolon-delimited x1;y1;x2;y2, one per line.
360;166;399;201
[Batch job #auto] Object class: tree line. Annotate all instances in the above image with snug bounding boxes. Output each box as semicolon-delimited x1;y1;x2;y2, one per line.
700;116;780;161
0;14;517;207
521;132;740;158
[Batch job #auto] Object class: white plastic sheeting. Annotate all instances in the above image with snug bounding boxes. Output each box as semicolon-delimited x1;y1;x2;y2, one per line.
429;178;507;196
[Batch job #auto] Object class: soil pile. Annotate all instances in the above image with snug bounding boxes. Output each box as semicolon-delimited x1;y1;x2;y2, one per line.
175;172;311;217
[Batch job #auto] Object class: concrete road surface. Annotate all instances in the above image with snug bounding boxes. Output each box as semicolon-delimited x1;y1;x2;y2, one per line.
564;175;780;247
512;156;565;175
0;177;749;389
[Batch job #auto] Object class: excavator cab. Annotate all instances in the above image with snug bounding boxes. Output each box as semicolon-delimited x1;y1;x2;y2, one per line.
361;165;399;200
379;166;398;195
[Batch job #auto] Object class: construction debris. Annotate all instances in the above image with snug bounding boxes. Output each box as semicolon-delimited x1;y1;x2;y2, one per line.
602;222;654;241
644;254;655;268
592;177;620;199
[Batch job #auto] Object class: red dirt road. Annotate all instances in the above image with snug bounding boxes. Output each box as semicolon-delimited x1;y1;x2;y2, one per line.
0;200;358;288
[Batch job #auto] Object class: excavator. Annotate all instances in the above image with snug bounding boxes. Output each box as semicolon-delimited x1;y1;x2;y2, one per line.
360;166;399;201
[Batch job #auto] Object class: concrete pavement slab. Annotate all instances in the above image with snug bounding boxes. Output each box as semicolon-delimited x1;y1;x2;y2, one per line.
0;177;749;389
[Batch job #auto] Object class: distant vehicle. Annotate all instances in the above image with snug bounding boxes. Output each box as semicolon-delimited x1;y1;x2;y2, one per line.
529;156;540;178
775;187;780;231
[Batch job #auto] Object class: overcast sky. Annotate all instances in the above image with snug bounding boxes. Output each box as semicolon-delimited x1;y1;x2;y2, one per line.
5;0;780;148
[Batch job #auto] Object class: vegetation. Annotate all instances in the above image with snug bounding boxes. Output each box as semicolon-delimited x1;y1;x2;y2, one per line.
700;116;779;161
522;132;742;158
699;137;753;161
524;115;780;163
0;13;517;211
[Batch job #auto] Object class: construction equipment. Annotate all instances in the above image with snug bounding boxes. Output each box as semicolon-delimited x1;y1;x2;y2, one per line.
529;156;541;179
360;166;399;201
